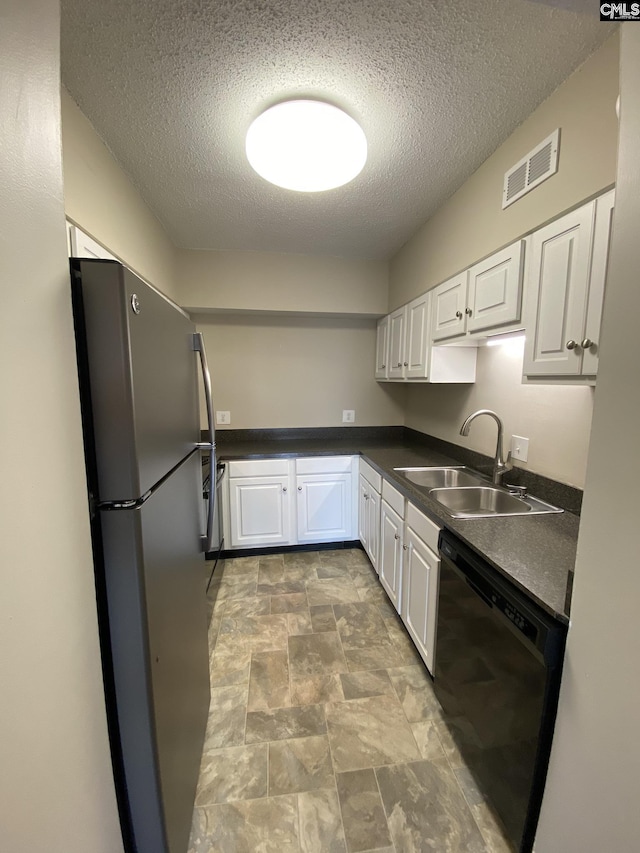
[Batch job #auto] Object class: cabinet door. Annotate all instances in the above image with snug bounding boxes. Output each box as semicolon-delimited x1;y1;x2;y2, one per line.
297;474;352;543
402;527;440;674
523;201;596;376
229;476;291;547
467;240;524;334
379;501;403;613
387;307;407;379
358;474;370;552
375;316;389;380
582;189;615;376
405;293;431;380
367;489;381;573
432;273;468;341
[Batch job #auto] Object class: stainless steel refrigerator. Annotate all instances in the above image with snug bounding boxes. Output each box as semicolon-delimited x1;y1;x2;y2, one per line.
70;258;215;853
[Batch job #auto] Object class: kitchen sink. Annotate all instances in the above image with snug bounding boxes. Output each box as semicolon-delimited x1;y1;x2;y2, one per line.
393;466;485;489
429;486;563;518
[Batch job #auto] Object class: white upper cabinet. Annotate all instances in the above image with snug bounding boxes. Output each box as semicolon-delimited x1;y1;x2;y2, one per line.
467;240;524;334
405;292;431;379
432;272;468;341
523;191;613;381
432;242;524;342
68;223;117;261
375;315;389;379
387;306;407;380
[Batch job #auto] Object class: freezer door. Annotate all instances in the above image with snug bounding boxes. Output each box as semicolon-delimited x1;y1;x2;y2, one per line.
72;259;200;501
99;450;210;853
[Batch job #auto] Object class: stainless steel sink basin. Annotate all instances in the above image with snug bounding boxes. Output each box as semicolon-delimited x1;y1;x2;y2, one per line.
394;466;485;489
429;486;563;518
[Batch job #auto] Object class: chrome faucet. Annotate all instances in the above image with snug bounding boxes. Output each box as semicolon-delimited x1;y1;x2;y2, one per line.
460;409;512;486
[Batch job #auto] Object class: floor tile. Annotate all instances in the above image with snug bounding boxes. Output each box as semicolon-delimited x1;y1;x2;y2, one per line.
316;564;347;579
245;705;326;744
470;801;514;853
339;669;395;701
269;735;335;796
209;637;252;688
375;758;487;852
388;664;442;722
291;673;345;706
343;645;405;672
219;613;289;652
189;795;299;853
410;720;447;761
196;744;268;805
355;585;389;606
334;602;391;649
306;577;361;606
248;649;290;711
224;596;271;619
288;632;348;679
335;768;392;853
325;695;421;773
258;579;307;595
203;684;248;750
271;592;309;614
209;576;258;601
309;604;337;632
288;611;314;634
298;789;347;853
284;550;321;575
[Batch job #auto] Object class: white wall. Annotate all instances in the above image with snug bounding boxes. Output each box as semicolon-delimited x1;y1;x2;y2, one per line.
389;34;619;310
179;248;388;316
62;88;178;300
0;3;123;852
535;28;640;851
405;341;594;488
195;314;406;429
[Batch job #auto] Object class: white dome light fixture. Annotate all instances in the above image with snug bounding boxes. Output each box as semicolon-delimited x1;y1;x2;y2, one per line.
246;100;367;192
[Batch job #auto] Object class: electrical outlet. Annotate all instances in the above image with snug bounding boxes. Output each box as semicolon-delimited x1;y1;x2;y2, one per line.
216;411;230;425
342;410;355;423
511;435;529;462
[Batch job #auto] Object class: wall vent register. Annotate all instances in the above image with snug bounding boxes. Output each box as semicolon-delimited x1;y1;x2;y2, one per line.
503;129;560;209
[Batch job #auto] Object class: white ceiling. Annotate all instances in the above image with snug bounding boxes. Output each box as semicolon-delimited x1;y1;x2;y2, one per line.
61;0;607;260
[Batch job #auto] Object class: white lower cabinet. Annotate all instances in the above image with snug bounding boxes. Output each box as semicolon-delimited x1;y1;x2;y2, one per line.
402;526;440;674
229;475;292;547
379;500;404;612
297;472;352;543
225;455;356;549
359;474;380;572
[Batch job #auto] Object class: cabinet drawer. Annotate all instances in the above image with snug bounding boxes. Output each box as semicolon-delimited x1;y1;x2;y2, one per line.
227;458;290;478
359;458;382;493
406;502;441;553
382;479;405;518
296;456;353;475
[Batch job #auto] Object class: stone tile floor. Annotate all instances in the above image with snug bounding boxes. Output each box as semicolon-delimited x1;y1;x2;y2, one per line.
189;548;514;853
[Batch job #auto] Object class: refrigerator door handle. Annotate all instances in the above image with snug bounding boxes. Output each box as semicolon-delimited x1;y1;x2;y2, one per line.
193;332;216;552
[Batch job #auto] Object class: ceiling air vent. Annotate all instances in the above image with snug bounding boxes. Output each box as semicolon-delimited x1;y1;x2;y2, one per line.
502;129;560;209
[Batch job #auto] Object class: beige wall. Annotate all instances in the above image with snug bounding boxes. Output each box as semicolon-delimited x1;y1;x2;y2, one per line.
179;248;388;316
389;34;619;310
535;27;640;851
405;340;593;488
195;315;405;429
0;3;123;851
61;88;178;300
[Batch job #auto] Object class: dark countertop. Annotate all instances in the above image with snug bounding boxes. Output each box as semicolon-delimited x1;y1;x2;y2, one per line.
216;432;578;623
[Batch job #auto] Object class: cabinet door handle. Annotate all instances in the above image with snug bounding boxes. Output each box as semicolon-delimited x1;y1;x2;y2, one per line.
364;493;369;500
402;544;408;551
298;486;302;491
581;338;594;350
397;362;402;367
403;361;408;367
465;307;472;316
382;363;386;368
455;311;463;319
282;487;287;493
566;340;577;350
394;533;400;540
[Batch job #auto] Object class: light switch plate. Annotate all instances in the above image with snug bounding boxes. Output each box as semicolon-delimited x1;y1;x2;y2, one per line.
216;411;231;425
511;435;529;462
342;410;355;423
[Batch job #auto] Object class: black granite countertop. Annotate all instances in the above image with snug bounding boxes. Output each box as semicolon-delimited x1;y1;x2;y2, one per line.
215;428;578;623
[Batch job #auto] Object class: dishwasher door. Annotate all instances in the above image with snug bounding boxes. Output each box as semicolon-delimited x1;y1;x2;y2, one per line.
435;530;566;853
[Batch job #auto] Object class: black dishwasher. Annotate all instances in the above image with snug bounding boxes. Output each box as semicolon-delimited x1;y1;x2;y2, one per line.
435;529;567;853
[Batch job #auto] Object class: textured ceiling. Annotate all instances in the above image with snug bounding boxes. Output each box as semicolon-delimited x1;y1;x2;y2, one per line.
61;0;607;260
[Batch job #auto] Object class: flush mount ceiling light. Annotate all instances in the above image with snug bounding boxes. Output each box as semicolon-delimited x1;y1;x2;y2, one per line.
246;100;367;192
